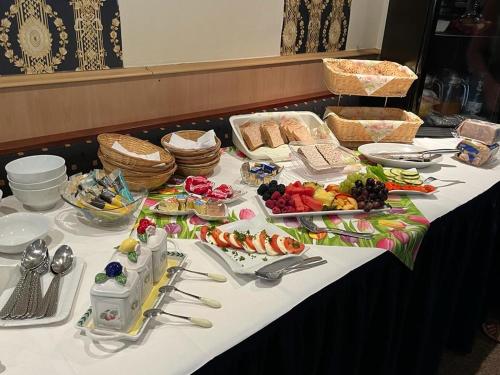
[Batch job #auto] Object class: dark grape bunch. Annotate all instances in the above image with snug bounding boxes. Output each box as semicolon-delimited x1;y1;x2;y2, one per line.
350;178;388;212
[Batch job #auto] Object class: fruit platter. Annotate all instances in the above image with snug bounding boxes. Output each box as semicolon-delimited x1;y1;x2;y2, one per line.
257;171;391;218
184;176;246;204
198;218;308;274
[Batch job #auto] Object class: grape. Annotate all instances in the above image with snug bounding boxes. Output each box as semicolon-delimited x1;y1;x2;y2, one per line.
355;180;363;188
358;201;365;209
373;201;382;209
366;178;375;187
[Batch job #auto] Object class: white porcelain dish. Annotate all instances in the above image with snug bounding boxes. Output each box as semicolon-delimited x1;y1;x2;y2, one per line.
358;143;443;169
230;111;337;161
199;218;309;275
10;182;64;211
76;251;186;342
8;169;67;190
387;189;436;196
0;257;85;327
256;196;389;219
0;212;50;254
6;155;66;184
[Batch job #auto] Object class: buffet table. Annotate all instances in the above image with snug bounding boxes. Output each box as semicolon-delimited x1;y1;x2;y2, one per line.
0;137;499;375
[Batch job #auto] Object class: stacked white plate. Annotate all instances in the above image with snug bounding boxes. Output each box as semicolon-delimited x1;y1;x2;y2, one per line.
6;155;67;211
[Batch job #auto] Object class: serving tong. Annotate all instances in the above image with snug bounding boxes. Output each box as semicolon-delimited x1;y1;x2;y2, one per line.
372;148;459;162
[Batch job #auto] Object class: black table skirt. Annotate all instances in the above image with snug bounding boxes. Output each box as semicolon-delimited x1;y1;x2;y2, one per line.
196;182;500;375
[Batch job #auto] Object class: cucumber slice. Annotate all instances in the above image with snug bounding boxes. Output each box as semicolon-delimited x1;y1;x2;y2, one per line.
401;170;420;177
390;168;402;176
405;179;423;185
394;177;406;184
403;175;420;181
384;170;398;178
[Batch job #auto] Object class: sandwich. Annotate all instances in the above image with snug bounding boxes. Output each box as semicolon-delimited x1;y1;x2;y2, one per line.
260;120;285;148
240;122;264;151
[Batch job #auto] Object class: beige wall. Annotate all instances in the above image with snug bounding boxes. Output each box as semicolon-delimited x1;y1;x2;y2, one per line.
119;0;388;67
346;0;390;50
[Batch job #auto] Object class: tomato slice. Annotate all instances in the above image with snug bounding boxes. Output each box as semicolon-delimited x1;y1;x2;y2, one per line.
244;235;256;250
200;226;209;242
211;228;228;248
270;234;284;255
223;232;231;245
284;237;305;254
259;230;268;250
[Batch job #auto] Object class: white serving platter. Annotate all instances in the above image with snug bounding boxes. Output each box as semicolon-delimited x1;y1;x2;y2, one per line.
256;196;389;219
230;111;337;161
358;143;443;169
0;257;86;327
150;202;228;221
76;251;186;342
198;218;309;275
387;189;436;196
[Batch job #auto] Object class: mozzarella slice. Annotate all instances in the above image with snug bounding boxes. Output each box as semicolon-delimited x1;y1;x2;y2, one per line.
253;236;266;254
263;236;279;256
241;239;256;254
228;233;243;249
215;231;230;247
276;236;288;254
205;233;218;246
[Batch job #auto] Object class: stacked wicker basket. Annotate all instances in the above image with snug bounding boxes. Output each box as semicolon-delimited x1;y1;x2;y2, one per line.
322;58;423;148
161;130;221;177
97;133;177;191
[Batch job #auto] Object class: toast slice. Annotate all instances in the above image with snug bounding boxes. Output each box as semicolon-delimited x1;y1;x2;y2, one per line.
240;122;264;151
298;145;329;169
315;144;342;165
260;120;285;148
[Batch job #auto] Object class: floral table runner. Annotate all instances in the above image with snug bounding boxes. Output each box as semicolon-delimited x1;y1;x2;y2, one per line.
136;184;429;270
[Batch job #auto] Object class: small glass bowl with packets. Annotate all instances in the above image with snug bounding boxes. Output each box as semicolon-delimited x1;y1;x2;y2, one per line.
240;162;283;187
60;169;147;225
150;193;228;221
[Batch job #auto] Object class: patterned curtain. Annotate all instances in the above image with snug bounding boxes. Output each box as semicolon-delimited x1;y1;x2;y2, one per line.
0;0;122;75
281;0;351;55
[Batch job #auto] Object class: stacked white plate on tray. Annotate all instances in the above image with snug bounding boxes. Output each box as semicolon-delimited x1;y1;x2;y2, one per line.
6;155;67;210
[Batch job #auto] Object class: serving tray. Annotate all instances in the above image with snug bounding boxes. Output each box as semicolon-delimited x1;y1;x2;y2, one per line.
76;251;186;342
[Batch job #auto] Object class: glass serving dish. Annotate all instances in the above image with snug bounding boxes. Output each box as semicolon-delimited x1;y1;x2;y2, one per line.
240;161;284;187
288;141;362;183
60;181;147;225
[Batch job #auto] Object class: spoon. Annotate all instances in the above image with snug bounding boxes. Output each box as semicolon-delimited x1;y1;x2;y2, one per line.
143;308;212;328
299;216;373;239
0;239;48;319
159;285;221;308
36;245;74;318
167;266;227;282
255;259;328;281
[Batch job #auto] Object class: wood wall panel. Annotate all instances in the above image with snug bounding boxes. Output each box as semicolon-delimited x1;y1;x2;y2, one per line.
0;49;379;150
0;62;326;144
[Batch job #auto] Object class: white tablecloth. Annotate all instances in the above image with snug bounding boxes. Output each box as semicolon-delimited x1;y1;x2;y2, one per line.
0;138;498;375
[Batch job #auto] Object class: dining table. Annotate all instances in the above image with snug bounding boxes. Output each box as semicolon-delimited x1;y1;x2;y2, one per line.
0;137;499;375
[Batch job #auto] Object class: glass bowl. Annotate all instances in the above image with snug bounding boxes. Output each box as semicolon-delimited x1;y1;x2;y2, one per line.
240;162;283;187
60;181;147;225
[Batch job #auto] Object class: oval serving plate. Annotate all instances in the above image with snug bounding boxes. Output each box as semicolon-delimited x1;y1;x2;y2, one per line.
358;143;443;169
150;202;228;221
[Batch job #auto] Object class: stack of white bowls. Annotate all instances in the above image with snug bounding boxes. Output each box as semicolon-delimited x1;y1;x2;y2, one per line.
6;155;67;211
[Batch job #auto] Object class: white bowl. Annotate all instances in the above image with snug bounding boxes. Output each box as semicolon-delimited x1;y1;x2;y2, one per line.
8;169;67;190
0;212;50;254
10;182;64;211
6;155;66;184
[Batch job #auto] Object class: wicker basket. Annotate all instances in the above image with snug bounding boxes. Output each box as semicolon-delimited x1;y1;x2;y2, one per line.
323;59;418;97
325;106;423;149
101;163;176;191
161;130;221;157
173;151;221;165
98;133;174;168
97;149;175;173
176;156;220;177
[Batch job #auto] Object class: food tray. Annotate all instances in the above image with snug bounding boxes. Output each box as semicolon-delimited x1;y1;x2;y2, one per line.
76;251;186;342
0;258;86;327
198;218;309;275
289;142;362;181
230;111;337;161
150;202;228;221
322;59;418;97
256;196;389;218
324;106;423;149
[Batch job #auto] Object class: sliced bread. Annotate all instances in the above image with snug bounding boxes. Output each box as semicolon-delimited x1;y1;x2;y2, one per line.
240;122;264;151
280;118;314;144
298;145;329;169
315;144;343;165
260;120;285;148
